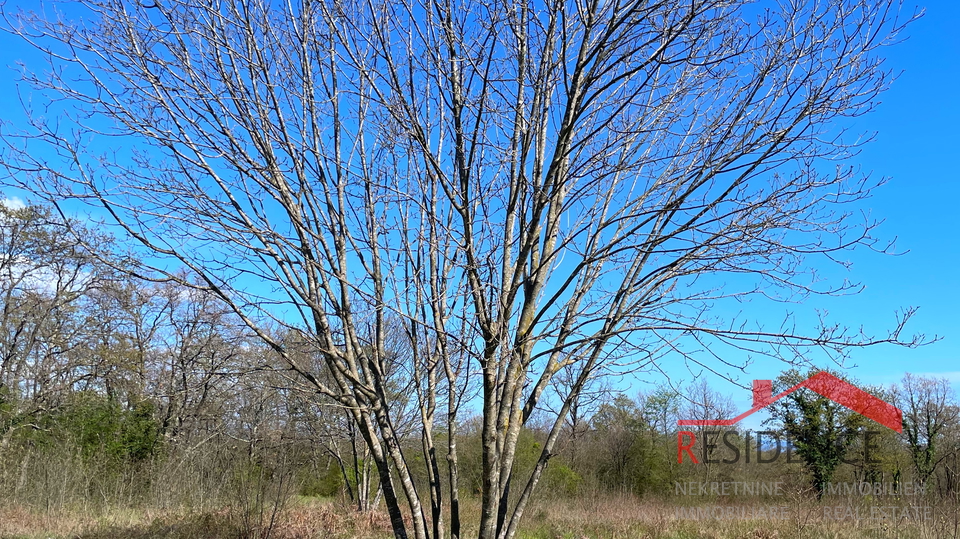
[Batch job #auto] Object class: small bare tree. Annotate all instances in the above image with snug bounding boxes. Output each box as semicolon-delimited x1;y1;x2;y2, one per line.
681;378;736;479
0;1;926;538
895;373;959;488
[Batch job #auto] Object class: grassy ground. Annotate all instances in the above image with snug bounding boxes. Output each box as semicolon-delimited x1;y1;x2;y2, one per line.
0;494;954;539
0;498;393;539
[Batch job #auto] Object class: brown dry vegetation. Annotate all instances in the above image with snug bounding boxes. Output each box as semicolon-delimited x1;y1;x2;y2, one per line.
3;493;960;539
0;499;391;539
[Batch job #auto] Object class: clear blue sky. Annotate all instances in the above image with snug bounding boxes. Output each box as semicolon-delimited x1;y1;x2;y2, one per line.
0;1;955;415
754;0;960;386
842;0;960;385
660;0;960;419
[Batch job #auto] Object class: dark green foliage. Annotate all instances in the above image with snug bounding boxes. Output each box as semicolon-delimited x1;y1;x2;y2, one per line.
11;391;162;464
766;369;865;498
582;394;680;496
541;463;582;497
0;386;19;435
63;393;161;463
298;463;345;498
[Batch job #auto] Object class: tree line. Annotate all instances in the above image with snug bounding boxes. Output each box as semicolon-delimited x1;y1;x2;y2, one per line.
1;201;955;529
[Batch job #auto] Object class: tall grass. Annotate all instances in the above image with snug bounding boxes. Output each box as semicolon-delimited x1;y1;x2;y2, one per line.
4;486;960;539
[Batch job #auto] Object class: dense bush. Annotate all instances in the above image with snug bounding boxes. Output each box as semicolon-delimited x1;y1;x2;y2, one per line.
45;393;162;464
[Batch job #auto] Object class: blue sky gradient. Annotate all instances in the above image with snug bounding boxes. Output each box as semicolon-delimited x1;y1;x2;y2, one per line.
0;0;955;417
676;0;960;419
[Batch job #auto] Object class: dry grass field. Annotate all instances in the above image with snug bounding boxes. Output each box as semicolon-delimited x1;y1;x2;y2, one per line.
2;493;956;539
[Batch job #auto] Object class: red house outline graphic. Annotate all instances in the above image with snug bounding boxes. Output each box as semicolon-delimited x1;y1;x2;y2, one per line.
677;371;903;433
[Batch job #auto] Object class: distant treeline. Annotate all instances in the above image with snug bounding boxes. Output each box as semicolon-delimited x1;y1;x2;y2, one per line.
1;202;957;516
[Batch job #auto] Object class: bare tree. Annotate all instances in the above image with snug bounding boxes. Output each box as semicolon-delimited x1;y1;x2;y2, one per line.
0;0;926;538
895;373;959;488
681;378;735;479
551;362;609;465
0;202;114;448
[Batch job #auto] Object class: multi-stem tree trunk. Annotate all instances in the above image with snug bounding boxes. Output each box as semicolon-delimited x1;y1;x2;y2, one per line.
0;0;926;538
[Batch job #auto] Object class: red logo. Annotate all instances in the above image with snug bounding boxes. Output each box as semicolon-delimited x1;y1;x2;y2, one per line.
675;372;902;464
